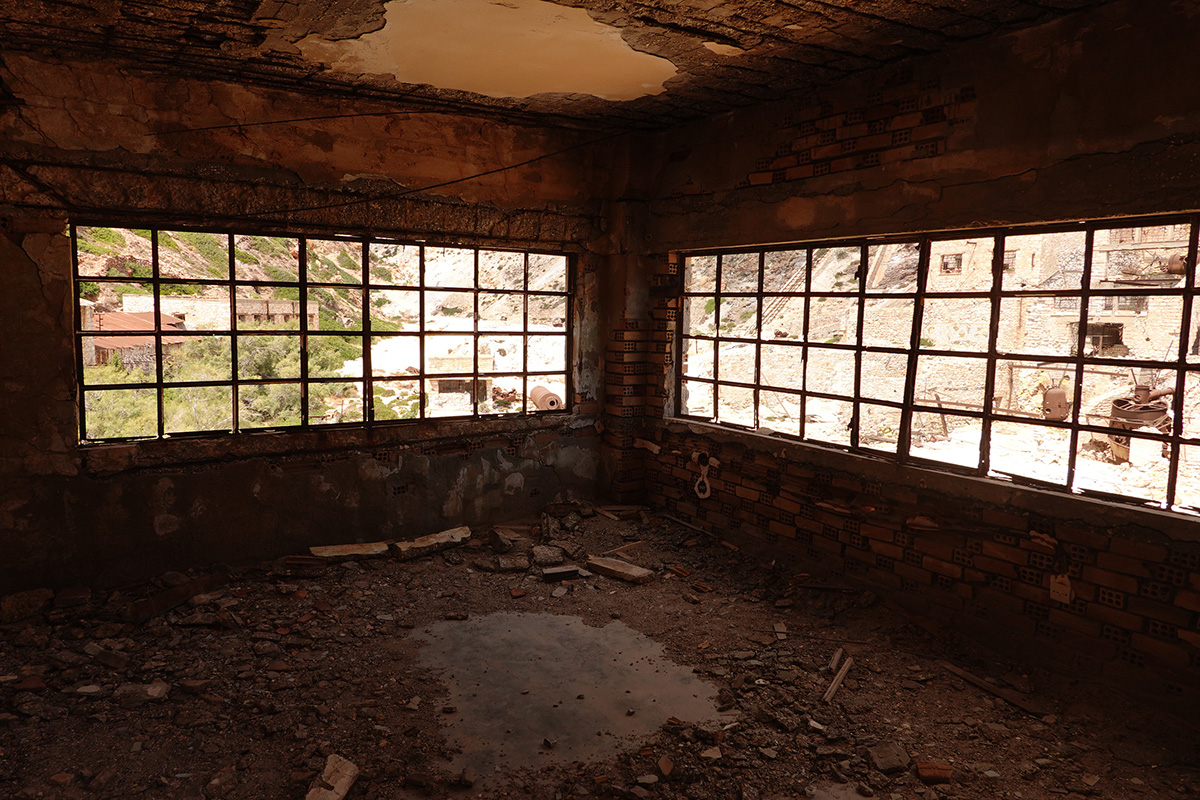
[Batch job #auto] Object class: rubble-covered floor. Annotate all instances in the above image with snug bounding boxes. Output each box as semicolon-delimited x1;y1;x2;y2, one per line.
2;507;1199;800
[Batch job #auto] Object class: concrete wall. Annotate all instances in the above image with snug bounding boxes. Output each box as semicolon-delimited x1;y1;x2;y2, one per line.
0;53;617;592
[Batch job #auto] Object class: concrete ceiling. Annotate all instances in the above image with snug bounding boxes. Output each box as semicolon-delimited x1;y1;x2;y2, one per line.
2;0;1114;129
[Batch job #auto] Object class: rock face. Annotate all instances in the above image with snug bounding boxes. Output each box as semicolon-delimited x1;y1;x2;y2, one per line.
867;742;910;775
309;542;390;559
0;589;54;623
306;754;359;800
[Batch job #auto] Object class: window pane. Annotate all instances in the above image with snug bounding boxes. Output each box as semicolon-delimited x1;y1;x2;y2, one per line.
808;296;857;345
763;249;806;293
997;297;1076;357
910;413;982;469
426;289;473;330
529;378;567;412
235;287;308;331
1001;231;1085;291
1073;426;1169;503
716;340;756;385
915;355;988;413
239;383;301;428
988;421;1069;485
373;379;421;420
81;335;159;384
721;252;759;293
80;280;153;317
758;390;801;436
811;246;860;292
83;388;157;439
370;289;419;330
920;297;991;352
806;347;855;397
234;235;297;282
865;243;919;292
480;249;525;291
310;334;364;378
862;298;913;347
306;239;362;284
164;336;232;383
528;294;567;330
681;380;714;418
761;296;805;340
684;255;716;293
156;285;233;331
425;378;475;417
928;238;994;292
1174;445;1200;510
76;226;150;278
309;286;362;331
716;383;754;427
425;335;475;374
237;334;301;380
479;292;523;331
369;335;421;377
760;342;803;390
718;295;758;339
685;296;717;335
993;359;1073;420
860;351;907;402
1091;224;1189;289
425;246;475;289
529;335;566;372
309;382;365;425
806;398;853;446
165;386;233;434
480;375;525;414
369;242;420;287
860;403;901;453
683;338;715;380
482;335;523;374
1182;372;1200;440
529;253;566;292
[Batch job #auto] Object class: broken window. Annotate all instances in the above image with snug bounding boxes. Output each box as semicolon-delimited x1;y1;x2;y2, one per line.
676;215;1200;513
73;225;570;440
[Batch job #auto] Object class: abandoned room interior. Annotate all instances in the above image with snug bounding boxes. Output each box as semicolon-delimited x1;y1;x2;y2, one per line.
4;0;1200;797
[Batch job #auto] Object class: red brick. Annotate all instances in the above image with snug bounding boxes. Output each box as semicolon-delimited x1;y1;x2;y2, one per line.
971;555;1018;579
923;556;962;579
810;535;844;556
1086;603;1143;630
1109;537;1169;562
1126;597;1195;629
913;539;956;562
867;567;904;590
1095;551;1152;577
1048;608;1102;637
893;562;932;584
1080;566;1140;594
974;587;1024;614
980;541;1028;565
1011;582;1051;604
860;523;895;542
846;546;875;566
868;540;904;561
773;496;801;514
1176;589;1200;613
769;520;796;539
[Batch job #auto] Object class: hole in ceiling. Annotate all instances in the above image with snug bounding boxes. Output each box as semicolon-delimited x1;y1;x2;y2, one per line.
296;0;679;101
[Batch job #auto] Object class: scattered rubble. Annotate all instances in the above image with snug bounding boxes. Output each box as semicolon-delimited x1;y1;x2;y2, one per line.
1;505;1197;799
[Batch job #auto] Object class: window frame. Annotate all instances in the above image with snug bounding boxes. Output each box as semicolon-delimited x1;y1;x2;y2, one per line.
674;213;1200;513
72;223;572;443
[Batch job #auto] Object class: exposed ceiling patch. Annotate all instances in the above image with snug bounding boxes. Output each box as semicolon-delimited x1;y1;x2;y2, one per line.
296;0;679;101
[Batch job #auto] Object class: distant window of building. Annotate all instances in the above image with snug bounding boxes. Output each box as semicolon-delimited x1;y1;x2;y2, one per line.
940;254;963;274
1002;250;1016;271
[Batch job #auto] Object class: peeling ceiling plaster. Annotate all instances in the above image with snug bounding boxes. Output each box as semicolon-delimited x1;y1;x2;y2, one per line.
297;0;678;101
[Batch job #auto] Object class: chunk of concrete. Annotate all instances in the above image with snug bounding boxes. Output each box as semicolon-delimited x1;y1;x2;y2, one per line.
587;556;654;585
309;542;390;560
532;545;565;566
113;680;170;708
0;588;53;623
392;527;472;561
867;741;910;774
496;554;531;573
541;565;580;582
306;754;359;800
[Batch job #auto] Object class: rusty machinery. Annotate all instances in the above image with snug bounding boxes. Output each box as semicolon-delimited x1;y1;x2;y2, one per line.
1107;377;1174;461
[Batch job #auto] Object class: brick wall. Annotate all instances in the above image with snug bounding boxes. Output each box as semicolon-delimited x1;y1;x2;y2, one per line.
635;252;1200;713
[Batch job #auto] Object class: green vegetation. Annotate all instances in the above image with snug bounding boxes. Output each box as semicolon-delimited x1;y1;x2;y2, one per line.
159;233;180;251
441;306;463;316
337;250;359;273
264;264;299;283
78;227;128;256
174;231;228;277
249;236;289;256
130;229;151;240
233;247;259;265
78;282;100;300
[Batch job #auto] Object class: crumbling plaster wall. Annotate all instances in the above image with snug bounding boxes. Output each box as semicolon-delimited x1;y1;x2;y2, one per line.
0;57;620;592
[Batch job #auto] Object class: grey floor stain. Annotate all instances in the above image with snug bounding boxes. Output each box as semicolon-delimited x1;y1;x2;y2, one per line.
415;612;725;784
